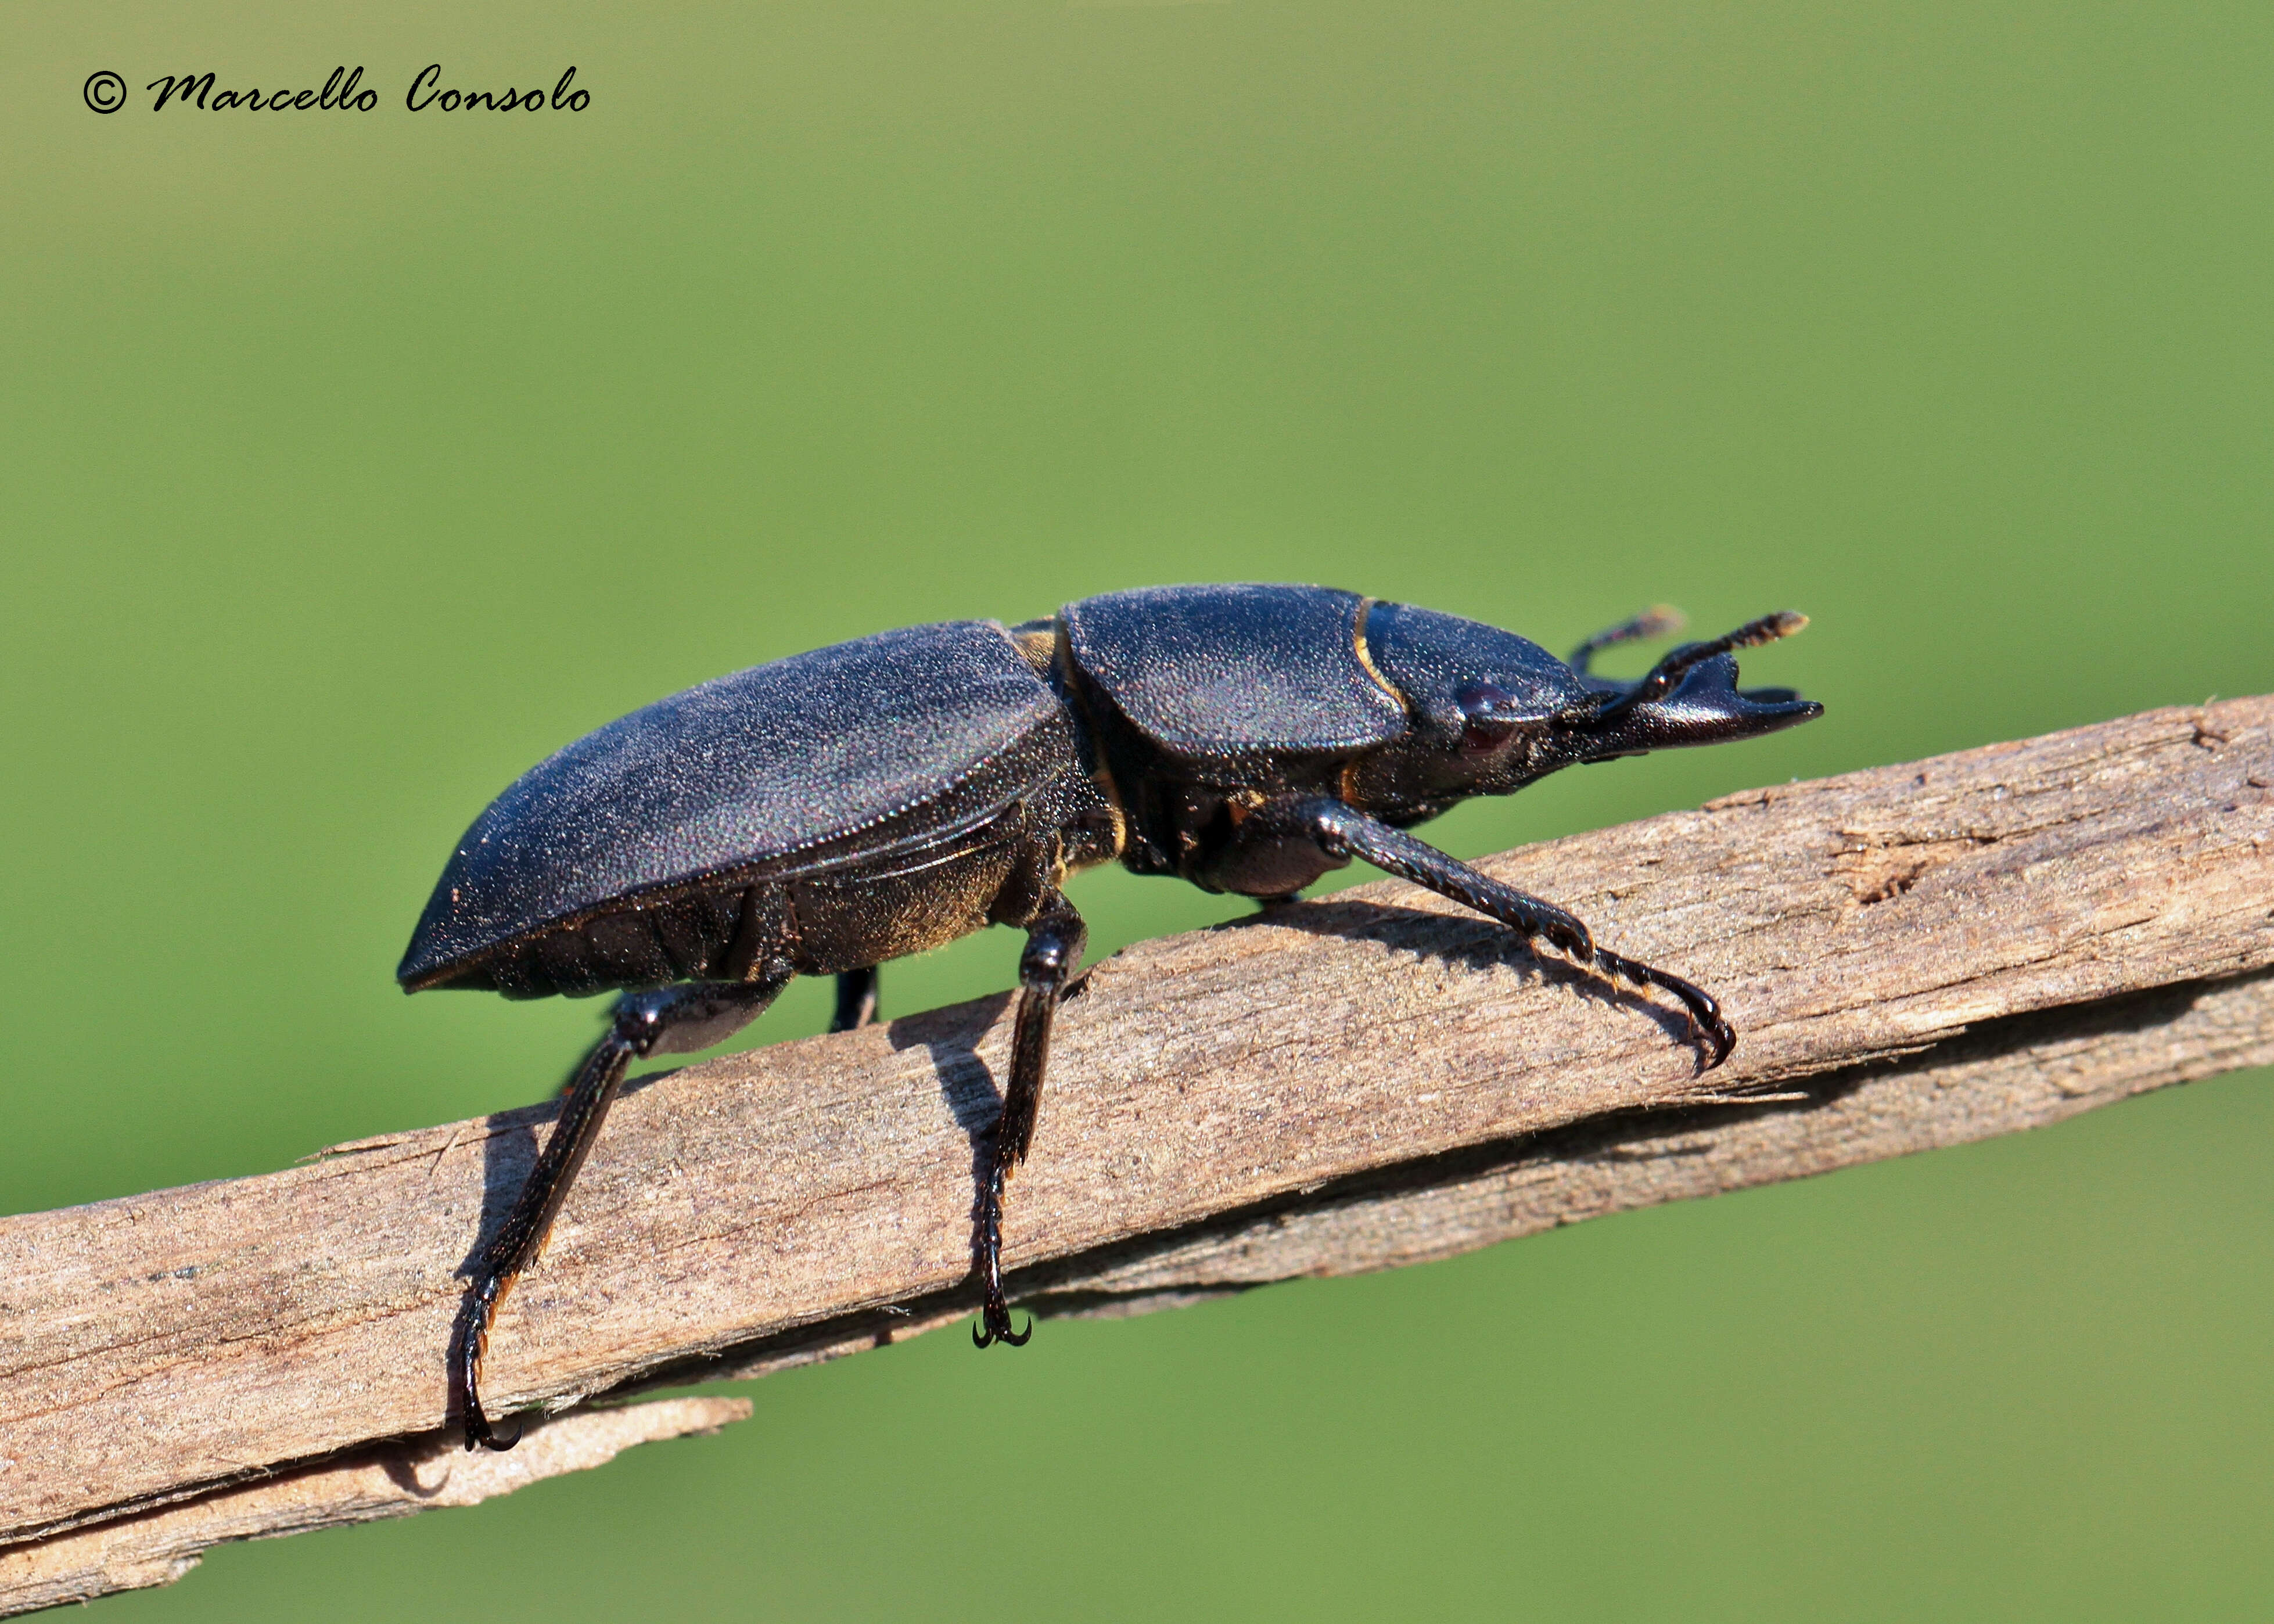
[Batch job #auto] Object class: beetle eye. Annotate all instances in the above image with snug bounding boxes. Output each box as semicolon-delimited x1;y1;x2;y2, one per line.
1455;682;1520;751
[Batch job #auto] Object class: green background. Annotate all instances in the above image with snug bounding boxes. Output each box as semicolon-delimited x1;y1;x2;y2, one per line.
6;1;2270;1618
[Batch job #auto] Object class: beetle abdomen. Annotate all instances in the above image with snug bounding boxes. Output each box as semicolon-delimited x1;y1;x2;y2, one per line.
452;883;756;998
400;620;1065;991
426;763;1105;998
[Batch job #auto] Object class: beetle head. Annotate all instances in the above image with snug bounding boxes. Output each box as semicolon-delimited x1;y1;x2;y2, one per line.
1560;634;1823;764
1349;601;1822;811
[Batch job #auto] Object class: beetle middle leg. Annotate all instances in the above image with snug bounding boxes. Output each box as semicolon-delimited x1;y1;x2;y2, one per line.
831;967;881;1032
1246;797;1736;1069
973;895;1087;1348
458;969;791;1451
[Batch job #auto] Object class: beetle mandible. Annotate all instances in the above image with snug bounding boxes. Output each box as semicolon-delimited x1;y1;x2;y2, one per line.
400;583;1821;1448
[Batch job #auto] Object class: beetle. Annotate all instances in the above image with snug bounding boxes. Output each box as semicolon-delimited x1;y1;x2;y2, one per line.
400;583;1821;1448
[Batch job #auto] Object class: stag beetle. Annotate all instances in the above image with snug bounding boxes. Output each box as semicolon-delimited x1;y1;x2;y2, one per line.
400;583;1820;1447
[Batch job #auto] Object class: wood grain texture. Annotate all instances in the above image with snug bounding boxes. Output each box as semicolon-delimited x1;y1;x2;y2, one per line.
2;699;2268;1590
0;1397;750;1616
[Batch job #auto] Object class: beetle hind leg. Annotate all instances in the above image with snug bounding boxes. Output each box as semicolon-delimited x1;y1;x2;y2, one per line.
457;969;792;1451
973;896;1087;1349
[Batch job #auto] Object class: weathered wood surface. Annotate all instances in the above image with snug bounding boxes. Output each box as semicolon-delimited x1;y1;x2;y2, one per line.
0;1397;749;1617
13;977;2269;1621
2;699;2269;1601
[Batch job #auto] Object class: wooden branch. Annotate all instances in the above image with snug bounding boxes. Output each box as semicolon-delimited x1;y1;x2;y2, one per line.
3;699;2269;1614
0;1398;749;1617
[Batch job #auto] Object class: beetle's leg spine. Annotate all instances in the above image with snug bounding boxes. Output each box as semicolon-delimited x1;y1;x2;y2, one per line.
1589;948;1736;1067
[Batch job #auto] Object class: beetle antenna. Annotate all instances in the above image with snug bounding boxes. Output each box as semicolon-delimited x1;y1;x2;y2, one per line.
1569;605;1685;676
1590;610;1808;722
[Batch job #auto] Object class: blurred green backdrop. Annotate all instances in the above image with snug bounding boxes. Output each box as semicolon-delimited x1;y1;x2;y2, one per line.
6;1;2270;1618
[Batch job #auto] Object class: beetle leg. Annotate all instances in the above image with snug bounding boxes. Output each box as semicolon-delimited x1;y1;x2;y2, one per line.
830;967;881;1033
1260;797;1737;1070
458;971;791;1451
974;896;1087;1349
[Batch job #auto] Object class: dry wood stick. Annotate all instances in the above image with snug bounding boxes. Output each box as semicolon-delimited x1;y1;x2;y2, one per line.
2;699;2269;1614
0;1398;750;1617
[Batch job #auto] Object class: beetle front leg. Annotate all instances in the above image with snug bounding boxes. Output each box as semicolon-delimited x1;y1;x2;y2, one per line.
974;896;1087;1348
1253;797;1736;1069
458;970;791;1450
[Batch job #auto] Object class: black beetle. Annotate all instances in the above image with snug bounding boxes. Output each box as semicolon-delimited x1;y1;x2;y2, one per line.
401;583;1820;1447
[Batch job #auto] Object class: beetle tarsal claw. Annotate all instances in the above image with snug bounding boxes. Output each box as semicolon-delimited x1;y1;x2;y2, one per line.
475;1411;525;1453
973;1309;1032;1349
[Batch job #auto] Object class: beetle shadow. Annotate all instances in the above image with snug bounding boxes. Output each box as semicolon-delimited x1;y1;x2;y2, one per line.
1240;893;1705;1065
378;1433;462;1499
882;991;1019;1310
